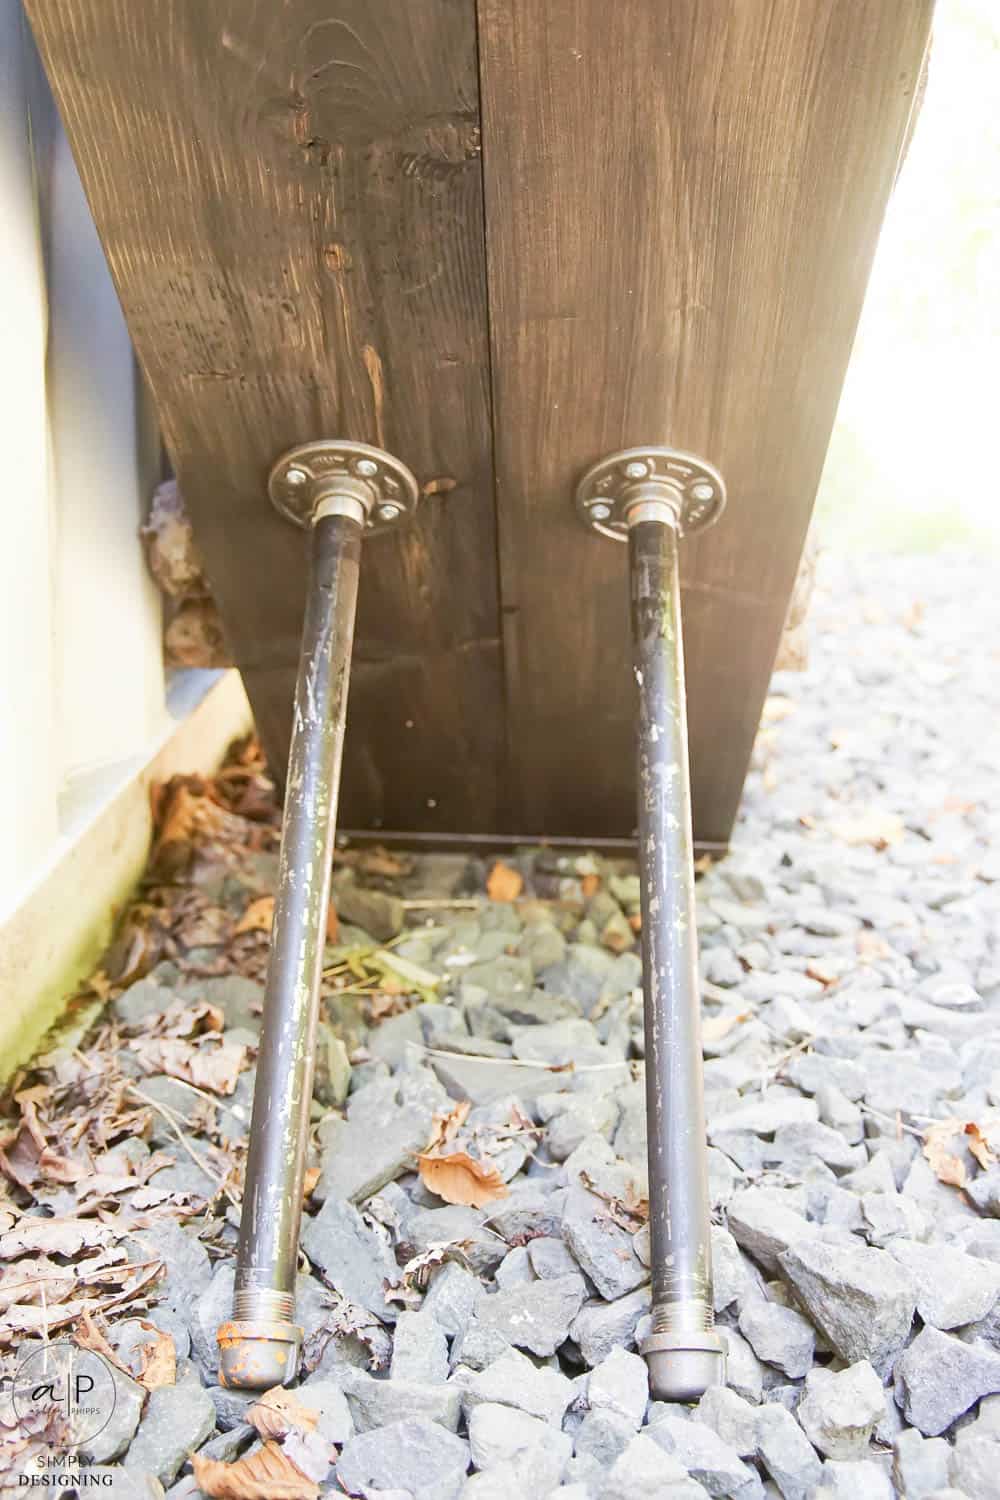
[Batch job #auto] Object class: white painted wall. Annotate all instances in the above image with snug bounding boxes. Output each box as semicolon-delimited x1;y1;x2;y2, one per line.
0;11;254;1069
0;11;249;925
47;126;168;781
0;2;59;899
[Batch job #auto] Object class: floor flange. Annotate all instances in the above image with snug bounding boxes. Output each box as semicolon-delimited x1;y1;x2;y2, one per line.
574;445;726;541
269;439;419;534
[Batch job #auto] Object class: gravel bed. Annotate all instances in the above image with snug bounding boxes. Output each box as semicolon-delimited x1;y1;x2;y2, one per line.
3;547;1000;1498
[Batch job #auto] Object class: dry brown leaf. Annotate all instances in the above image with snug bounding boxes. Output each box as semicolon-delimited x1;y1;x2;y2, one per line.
828;811;905;850
357;846;411;878
74;1311;132;1377
0;1216;118;1259
130;1035;247;1096
302;1166;321;1199
247;1386;318;1442
422;1100;472;1157
136;1323;177;1390
856;931;893;963
153;781;225;853
417;1149;509;1209
192;1439;319;1500
923;1119;967;1190
0;1259;77;1314
761;695;796;722
235;897;274;935
965;1122;997;1172
325;902;339;944
702;1011;750;1044
159;999;225;1037
486;861;524;903
805;960;839;988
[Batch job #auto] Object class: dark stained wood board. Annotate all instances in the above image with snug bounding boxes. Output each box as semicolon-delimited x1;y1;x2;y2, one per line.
27;0;933;845
476;0;933;842
25;0;504;835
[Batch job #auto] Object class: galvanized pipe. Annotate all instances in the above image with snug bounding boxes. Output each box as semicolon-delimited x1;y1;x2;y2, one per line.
217;504;362;1389
630;501;726;1401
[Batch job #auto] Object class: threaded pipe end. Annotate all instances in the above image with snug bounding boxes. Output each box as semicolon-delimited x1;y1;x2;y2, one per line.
652;1297;714;1335
232;1287;295;1323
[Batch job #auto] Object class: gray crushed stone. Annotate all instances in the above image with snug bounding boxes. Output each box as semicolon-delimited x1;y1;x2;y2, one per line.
45;552;1000;1497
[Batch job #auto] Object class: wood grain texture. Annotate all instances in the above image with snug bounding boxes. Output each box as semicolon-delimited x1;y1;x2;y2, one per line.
26;0;503;833
477;0;933;841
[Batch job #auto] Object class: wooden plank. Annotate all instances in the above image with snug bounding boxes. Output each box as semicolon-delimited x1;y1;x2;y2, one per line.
477;0;932;842
26;0;503;834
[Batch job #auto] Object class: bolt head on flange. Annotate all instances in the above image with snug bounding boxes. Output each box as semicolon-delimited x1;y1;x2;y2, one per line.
575;446;726;541
268;441;419;534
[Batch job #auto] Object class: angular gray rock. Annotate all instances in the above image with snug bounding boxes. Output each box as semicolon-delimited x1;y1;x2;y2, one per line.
778;1238;917;1375
574;1409;636;1467
300;1193;400;1321
423;1261;482;1339
895;1326;1000;1436
528;1236;581;1281
755;1402;824;1500
709;1093;818;1139
390;1308;451;1384
738;1297;815;1378
314;1091;436;1205
80;1365;145;1464
892;1427;952;1498
598;1434;711;1499
695;1387;760;1458
720;1327;765;1404
889;1240;1000;1330
122;1381;215;1486
547;1092;620;1161
474;1274;585;1357
409;1205;506;1279
561;1181;648;1301
586;1346;649;1428
341;1368;462;1432
728;1186;813;1272
950;1430;1000;1500
795;1361;885;1459
495;1245;535;1290
292;1379;354;1444
818;1459;894;1498
337;1417;470;1500
334;875;405;940
569;1285;651;1368
462;1450;571;1498
462;1347;574;1426
646;1411;764;1499
467;1402;571;1474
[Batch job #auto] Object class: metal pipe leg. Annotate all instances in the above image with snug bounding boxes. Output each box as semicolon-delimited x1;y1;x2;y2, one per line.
574;446;728;1402
218;442;418;1389
629;511;725;1401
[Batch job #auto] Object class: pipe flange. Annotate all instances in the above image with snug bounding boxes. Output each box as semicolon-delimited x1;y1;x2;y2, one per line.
269;441;419;535
575;446;726;541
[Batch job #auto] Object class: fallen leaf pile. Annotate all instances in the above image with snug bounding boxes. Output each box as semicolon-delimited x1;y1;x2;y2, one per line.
127;997;249;1097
